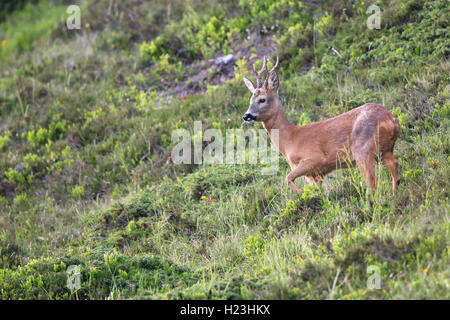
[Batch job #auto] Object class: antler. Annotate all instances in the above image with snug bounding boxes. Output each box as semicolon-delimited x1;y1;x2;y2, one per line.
268;55;279;74
252;56;268;88
263;56;279;88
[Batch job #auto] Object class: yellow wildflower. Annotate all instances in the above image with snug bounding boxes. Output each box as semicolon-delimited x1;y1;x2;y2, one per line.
85;23;90;29
1;40;6;46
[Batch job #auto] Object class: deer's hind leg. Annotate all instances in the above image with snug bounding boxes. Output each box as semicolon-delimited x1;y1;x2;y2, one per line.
355;156;377;194
382;151;400;192
351;118;379;194
351;141;377;194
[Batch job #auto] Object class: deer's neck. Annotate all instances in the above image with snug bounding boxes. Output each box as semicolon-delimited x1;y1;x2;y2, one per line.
262;104;294;156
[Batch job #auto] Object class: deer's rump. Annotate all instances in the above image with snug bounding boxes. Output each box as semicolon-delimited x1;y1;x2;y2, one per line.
349;103;400;161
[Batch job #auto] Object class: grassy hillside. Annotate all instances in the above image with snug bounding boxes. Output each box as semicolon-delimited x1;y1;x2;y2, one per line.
0;0;448;299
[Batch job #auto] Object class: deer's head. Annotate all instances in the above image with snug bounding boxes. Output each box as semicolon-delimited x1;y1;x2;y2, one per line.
243;56;280;123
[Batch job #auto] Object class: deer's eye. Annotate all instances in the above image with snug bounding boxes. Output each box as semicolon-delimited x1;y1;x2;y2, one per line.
259;98;266;103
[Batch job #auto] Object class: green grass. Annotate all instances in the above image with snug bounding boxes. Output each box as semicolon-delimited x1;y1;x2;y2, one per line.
0;0;449;299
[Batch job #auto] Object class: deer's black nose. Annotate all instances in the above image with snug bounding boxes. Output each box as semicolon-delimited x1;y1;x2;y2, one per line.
243;113;256;122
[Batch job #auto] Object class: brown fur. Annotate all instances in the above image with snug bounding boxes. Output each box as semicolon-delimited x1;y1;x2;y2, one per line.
243;60;401;194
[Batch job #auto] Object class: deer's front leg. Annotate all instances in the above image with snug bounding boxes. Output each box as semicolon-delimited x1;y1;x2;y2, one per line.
286;159;322;194
305;175;323;186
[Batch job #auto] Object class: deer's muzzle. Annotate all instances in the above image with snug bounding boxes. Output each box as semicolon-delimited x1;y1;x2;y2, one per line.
243;113;257;122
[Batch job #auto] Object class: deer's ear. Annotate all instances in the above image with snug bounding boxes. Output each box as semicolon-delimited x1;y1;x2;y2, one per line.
243;77;256;93
267;71;279;91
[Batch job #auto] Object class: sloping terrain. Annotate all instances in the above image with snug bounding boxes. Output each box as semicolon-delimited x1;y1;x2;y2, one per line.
0;0;448;299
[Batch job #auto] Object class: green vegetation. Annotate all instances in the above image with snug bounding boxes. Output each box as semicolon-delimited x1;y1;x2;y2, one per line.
0;0;449;299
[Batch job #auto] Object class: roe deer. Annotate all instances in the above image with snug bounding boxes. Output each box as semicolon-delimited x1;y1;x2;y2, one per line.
243;57;401;194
